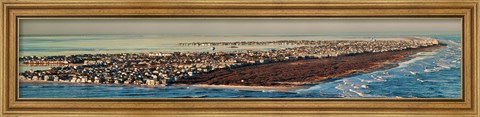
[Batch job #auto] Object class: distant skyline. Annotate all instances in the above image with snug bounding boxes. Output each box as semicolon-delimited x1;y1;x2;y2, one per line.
19;18;462;35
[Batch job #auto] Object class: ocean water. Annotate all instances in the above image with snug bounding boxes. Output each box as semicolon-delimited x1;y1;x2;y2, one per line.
19;32;462;98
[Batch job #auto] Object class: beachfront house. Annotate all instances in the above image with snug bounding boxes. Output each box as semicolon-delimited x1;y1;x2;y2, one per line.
32;76;39;81
43;75;50;81
146;79;156;86
71;76;78;83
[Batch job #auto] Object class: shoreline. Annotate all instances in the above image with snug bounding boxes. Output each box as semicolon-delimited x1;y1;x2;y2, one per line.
20;80;77;84
19;79;304;92
183;84;304;92
19;80;169;88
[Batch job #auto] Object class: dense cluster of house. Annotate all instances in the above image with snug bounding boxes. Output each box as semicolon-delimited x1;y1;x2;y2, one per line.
19;39;440;86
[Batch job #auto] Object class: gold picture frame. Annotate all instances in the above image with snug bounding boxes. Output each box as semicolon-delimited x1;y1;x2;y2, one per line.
1;0;478;116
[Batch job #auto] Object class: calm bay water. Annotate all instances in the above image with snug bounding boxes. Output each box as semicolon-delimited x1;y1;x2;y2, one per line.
19;32;462;98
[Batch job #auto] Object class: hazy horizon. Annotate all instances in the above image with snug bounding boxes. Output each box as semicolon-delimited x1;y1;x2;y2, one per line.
19;18;462;36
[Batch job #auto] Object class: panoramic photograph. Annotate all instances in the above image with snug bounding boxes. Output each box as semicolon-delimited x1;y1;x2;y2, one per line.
18;18;462;98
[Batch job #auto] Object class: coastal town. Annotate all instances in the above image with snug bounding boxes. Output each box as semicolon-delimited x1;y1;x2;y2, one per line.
19;38;440;86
